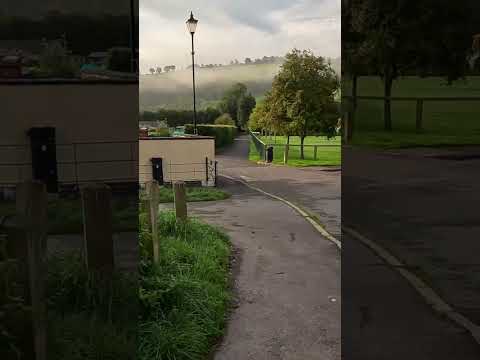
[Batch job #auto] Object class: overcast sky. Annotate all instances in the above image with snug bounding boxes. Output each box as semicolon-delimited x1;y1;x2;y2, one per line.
139;0;340;73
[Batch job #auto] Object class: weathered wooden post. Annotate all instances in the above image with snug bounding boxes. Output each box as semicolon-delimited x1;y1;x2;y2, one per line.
173;181;187;221
314;145;318;160
16;180;48;360
147;180;160;263
283;144;290;164
416;99;424;133
347;98;355;142
81;183;114;273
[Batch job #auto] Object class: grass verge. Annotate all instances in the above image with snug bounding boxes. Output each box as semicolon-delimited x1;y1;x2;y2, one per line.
138;211;231;359
1;209;231;360
249;136;341;167
155;186;230;203
0;196;137;235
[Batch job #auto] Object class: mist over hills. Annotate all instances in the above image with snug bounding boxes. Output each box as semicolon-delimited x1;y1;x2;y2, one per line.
140;57;340;111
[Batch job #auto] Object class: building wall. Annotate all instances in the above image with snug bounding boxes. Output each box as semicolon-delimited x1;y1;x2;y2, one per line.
139;137;215;185
0;82;138;186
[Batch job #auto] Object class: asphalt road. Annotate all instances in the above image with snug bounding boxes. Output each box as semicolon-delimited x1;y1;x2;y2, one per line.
179;178;341;360
343;145;480;358
217;135;341;239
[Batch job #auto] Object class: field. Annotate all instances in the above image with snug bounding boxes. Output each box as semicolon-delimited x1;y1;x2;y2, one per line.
249;135;341;167
346;76;480;148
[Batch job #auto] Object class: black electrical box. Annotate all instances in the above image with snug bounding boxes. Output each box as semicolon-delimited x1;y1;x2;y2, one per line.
27;127;58;193
151;157;164;185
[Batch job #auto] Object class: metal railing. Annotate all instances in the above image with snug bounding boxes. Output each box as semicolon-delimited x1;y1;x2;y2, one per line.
249;130;267;161
138;157;218;186
0;141;138;187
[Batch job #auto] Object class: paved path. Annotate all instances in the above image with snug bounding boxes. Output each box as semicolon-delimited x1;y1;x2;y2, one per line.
343;231;480;359
217;135;341;239
161;176;341;359
343;146;480;358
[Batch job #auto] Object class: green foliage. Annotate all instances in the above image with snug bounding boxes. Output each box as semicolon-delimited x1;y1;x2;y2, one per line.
138;211;231;360
185;124;237;147
140;107;221;127
107;47;132;73
218;83;256;128
38;40;80;78
214;113;235;126
237;93;256;129
150;127;170;137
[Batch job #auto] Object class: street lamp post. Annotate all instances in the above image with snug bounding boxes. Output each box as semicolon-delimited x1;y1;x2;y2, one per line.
186;11;199;135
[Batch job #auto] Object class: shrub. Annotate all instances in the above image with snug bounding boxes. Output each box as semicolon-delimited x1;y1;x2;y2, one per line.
184;124;237;147
214;113;235;126
150;128;170;137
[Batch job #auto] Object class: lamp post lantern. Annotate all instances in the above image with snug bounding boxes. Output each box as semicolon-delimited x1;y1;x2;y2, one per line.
187;11;198;135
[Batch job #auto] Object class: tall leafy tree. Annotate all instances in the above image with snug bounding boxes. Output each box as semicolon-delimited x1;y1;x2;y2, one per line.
271;49;339;159
237;93;256;130
348;0;475;130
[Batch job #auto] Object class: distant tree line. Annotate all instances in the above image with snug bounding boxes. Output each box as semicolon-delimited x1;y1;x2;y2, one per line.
140;82;257;130
147;55;285;75
0;12;134;56
140;108;221;127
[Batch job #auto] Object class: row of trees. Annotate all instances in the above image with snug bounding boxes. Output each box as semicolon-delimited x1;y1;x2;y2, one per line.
0;13;134;56
343;0;480;133
145;55;285;75
140;108;221;127
249;49;340;159
140;82;257;130
148;65;176;74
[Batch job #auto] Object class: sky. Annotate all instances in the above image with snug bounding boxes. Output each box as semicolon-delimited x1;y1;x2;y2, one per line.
139;0;340;74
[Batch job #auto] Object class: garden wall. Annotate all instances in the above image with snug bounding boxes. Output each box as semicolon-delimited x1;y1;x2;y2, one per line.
139;137;215;185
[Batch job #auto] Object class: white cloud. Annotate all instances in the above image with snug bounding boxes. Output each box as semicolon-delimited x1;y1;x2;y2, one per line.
139;0;340;73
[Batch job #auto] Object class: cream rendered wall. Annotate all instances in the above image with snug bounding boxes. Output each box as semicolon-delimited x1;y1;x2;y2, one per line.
139;138;215;185
0;82;138;185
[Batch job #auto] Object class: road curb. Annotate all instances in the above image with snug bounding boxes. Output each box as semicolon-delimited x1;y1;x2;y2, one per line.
219;174;341;250
343;225;480;345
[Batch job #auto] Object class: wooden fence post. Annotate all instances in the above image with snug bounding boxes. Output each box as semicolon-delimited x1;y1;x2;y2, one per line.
81;183;114;273
173;181;187;221
148;180;160;263
416;99;424;133
16;180;48;360
314;145;318;160
284;144;289;164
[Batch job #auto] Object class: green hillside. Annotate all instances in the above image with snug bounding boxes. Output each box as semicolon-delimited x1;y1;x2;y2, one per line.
140;63;280;111
139;58;340;111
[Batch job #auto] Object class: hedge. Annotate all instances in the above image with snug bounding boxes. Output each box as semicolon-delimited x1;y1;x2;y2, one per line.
185;124;237;147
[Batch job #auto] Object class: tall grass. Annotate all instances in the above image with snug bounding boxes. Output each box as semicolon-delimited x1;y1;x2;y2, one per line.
138;211;231;360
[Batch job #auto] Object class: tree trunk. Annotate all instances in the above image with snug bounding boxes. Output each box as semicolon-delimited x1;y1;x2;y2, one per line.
384;67;393;131
352;75;358;110
300;136;305;160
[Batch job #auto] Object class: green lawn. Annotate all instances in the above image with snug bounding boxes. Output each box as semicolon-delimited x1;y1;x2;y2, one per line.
139;211;231;360
249;135;341;167
345;76;480;148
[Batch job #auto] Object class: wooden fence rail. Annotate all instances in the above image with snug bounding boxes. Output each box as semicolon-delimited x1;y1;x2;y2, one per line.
1;180;122;359
342;95;480;140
